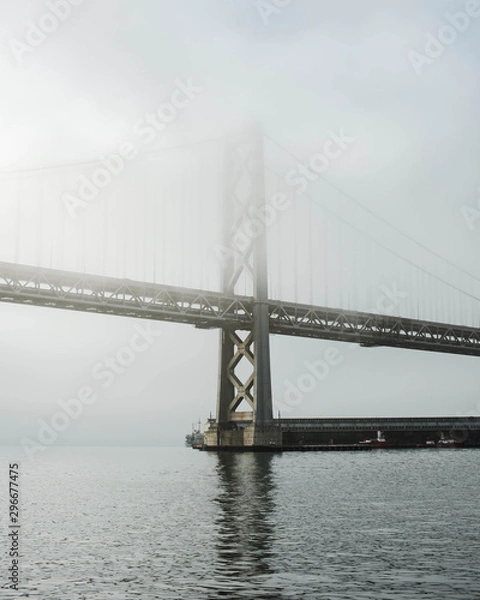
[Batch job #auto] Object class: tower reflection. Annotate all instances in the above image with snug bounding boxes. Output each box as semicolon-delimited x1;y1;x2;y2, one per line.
210;451;282;599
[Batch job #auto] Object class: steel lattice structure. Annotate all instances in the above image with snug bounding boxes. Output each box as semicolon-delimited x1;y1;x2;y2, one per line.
216;125;274;426
1;261;480;357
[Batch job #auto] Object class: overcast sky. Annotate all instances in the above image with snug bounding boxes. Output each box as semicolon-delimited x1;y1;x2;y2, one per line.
0;0;479;449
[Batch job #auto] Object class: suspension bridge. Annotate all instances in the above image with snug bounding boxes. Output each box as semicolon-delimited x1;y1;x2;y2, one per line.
0;124;479;448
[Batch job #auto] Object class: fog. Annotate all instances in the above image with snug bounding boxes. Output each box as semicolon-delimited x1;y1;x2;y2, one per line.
0;0;479;449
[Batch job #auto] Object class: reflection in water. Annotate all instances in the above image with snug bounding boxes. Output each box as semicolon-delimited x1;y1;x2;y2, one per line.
211;452;282;599
5;448;479;599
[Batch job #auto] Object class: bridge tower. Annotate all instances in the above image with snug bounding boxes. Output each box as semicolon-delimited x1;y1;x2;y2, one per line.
204;124;281;448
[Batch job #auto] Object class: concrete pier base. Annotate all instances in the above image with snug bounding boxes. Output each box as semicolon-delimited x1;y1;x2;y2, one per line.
204;422;282;450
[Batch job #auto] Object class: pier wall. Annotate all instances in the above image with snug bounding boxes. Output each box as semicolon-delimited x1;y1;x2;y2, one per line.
203;417;480;449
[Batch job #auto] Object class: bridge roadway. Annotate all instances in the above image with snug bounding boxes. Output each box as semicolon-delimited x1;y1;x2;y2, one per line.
1;261;480;356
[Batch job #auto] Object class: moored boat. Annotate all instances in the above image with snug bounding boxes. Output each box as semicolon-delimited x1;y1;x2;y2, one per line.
436;433;458;447
359;429;390;447
185;420;204;448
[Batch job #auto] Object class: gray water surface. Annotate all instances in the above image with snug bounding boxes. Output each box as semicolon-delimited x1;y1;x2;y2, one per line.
1;447;479;599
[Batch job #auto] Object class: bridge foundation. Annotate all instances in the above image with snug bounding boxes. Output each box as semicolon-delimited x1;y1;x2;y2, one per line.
204;423;282;449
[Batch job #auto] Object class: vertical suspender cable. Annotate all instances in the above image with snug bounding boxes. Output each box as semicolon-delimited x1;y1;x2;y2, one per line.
142;177;147;283
338;218;342;308
81;199;86;273
350;220;355;312
151;170;157;285
161;181;166;285
15;181;21;265
277;178;283;300
180;157;185;288
309;196;313;305
324;209;328;308
123;192;127;279
293;193;298;303
58;175;65;271
36;184;42;267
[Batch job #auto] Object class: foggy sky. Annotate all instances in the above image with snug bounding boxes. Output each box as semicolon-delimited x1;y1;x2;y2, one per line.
0;0;479;449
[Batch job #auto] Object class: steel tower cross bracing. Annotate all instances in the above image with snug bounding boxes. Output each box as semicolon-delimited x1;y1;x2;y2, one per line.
216;124;274;428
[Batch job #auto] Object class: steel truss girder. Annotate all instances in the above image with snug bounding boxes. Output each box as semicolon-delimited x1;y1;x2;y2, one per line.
0;261;479;357
266;300;480;356
0;261;253;327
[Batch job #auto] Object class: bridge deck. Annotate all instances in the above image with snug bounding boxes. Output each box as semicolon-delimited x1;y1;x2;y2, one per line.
1;261;480;356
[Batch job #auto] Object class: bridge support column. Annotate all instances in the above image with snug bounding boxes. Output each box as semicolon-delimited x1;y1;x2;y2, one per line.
204;124;279;449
